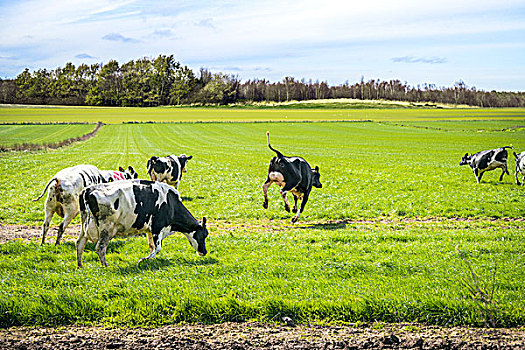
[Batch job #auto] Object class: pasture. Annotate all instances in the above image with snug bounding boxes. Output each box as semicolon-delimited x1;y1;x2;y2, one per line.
0;106;524;328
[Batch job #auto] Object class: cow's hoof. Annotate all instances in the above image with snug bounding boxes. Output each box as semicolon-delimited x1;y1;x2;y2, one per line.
292;207;298;213
263;202;268;209
291;217;298;223
284;205;290;213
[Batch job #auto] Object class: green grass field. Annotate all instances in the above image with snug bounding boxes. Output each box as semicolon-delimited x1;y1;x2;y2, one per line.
0;124;95;148
0;106;524;328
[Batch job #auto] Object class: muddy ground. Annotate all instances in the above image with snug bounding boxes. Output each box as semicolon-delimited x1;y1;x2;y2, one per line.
1;224;524;349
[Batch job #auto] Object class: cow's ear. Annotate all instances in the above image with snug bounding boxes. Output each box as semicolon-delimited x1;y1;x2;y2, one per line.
464;153;469;157
187;155;193;160
314;166;319;173
202;217;207;227
119;166;125;172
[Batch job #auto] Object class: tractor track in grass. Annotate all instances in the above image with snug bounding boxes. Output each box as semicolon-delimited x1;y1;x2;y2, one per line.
1;321;524;349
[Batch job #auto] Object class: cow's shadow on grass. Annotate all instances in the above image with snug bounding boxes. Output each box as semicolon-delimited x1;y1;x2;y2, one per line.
117;256;218;274
68;240;128;253
181;196;205;202
296;222;347;230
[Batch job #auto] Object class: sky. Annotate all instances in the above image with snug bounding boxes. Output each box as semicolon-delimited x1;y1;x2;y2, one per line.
1;0;524;91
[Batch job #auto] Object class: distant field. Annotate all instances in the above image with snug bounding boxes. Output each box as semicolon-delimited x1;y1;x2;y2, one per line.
0;113;524;328
1;105;524;124
0;124;94;147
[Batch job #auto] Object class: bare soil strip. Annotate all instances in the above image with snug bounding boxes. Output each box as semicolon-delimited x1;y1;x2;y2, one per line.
1;322;524;350
1;216;524;243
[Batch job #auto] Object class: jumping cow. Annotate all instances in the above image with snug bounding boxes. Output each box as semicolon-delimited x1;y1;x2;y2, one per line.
33;164;138;245
76;179;208;268
459;146;513;183
146;154;193;189
514;151;525;185
262;132;322;223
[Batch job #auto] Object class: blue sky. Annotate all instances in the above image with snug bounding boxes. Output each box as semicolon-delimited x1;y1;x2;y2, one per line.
1;0;524;91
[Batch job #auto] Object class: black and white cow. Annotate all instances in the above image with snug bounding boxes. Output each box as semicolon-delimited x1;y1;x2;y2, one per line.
146;154;193;190
33;164;138;245
76;180;208;268
262;132;322;223
459;146;513;183
514;151;525;185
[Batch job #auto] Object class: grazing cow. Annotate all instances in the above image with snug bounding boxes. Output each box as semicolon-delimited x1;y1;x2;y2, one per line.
262;132;322;223
459;146;513;183
33;165;138;245
146;154;193;189
76;180;208;268
514;151;525;185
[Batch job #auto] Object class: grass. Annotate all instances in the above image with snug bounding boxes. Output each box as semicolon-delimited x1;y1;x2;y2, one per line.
1;121;523;224
0;124;95;148
0;219;524;327
0;107;524;328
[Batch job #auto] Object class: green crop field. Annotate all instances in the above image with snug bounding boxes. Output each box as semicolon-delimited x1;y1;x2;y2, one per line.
0;124;95;148
0;106;524;328
1;105;525;124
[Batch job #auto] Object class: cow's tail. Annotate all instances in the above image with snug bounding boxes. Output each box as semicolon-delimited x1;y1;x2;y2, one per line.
32;178;57;202
80;189;95;233
502;145;514;150
266;131;284;158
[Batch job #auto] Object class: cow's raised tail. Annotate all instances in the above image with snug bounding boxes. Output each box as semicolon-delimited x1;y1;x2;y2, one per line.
32;178;57;202
267;131;284;158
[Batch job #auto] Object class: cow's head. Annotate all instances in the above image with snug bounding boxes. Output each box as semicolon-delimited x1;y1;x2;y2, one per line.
184;217;208;256
146;156;160;177
312;166;322;188
178;154;193;173
459;153;471;166
119;166;139;179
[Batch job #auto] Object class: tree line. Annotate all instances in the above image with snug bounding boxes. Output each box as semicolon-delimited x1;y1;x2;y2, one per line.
1;54;524;107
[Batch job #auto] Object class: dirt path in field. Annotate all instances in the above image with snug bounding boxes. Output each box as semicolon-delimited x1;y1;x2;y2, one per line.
2;216;524;243
1;322;524;350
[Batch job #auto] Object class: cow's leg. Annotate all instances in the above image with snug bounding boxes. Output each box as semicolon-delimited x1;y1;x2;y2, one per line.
476;169;484;183
280;181;299;212
516;170;521;185
292;194;299;213
75;233;88;269
499;165;507;181
41;206;55;245
292;192;310;223
522;175;525;186
262;178;273;209
95;229;110;267
138;229;164;263
55;211;75;245
280;191;291;212
146;232;155;253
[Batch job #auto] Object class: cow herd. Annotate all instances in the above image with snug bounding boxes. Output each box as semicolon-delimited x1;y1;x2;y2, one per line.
33;133;523;268
459;146;525;185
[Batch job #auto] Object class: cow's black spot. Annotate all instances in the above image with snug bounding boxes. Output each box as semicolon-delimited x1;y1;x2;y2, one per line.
113;198;119;210
495;150;508;163
84;188;100;225
132;182;159;230
79;172;87;187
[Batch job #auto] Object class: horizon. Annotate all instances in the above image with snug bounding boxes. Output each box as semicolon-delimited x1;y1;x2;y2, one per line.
1;0;524;92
